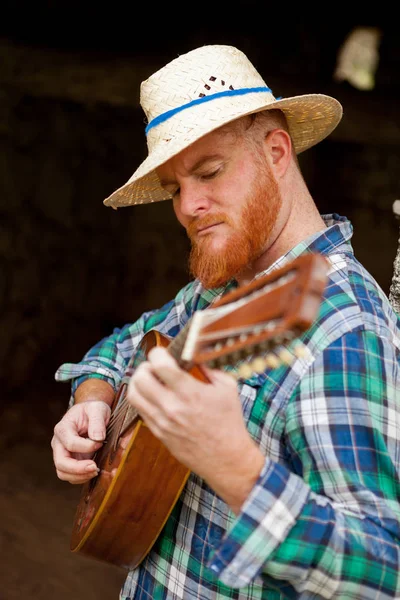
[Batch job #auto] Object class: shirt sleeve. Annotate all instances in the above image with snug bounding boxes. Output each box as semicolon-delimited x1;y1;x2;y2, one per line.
208;329;400;598
54;315;153;395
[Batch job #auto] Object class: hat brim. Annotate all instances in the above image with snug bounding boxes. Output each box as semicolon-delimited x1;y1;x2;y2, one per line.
103;93;342;208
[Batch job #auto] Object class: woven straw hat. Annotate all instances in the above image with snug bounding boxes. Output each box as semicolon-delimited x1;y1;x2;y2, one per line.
103;45;343;209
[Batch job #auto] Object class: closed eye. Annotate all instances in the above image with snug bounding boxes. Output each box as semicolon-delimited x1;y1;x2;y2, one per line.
199;168;220;181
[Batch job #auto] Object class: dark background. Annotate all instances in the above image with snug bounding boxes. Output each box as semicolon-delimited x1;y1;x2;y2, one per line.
1;7;399;599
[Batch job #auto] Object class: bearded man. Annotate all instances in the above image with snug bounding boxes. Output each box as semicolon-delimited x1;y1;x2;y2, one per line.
51;45;400;599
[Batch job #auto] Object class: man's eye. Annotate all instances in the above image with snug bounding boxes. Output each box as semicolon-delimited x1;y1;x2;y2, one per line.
200;169;220;180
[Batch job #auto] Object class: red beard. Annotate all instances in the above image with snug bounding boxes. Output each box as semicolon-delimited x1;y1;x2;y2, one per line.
187;165;282;288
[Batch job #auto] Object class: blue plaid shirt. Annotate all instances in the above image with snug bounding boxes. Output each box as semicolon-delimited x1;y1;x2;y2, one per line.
56;214;400;599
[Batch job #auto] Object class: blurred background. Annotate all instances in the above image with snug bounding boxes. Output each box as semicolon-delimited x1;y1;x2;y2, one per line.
1;5;399;598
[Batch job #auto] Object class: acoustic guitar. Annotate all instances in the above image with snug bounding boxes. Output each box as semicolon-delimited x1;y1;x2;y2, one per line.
70;253;329;569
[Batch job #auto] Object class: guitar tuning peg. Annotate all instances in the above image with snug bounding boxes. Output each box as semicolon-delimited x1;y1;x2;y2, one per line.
278;348;293;365
232;345;306;380
251;357;268;373
264;353;280;369
293;342;309;359
237;362;254;379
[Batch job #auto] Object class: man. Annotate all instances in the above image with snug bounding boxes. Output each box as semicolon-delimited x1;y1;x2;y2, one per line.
51;45;400;598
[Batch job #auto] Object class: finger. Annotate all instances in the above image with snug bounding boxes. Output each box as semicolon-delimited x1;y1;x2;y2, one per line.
51;427;103;456
56;465;99;484
55;432;103;454
202;366;238;387
127;381;168;441
127;371;167;418
53;405;92;447
85;402;111;442
52;437;100;481
147;346;177;368
147;347;195;392
129;361;170;407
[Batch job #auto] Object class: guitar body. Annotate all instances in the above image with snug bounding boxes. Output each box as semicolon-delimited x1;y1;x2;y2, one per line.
70;330;207;570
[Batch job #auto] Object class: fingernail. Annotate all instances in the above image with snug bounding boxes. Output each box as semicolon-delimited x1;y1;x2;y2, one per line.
85;464;99;472
89;434;104;443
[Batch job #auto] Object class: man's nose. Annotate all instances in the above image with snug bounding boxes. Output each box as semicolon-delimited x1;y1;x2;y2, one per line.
178;183;211;217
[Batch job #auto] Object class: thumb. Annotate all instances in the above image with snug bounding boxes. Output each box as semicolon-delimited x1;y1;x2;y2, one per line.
85;401;111;442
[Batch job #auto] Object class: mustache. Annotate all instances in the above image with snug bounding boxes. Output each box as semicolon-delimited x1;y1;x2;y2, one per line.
186;213;231;239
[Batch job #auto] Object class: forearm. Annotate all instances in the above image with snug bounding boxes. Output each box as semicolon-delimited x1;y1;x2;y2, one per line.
205;441;265;515
74;378;115;407
264;486;400;597
209;459;400;597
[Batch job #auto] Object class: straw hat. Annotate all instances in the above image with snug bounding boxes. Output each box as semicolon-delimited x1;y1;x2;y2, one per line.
103;45;343;209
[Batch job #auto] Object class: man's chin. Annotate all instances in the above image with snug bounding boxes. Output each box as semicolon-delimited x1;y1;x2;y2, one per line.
193;235;228;253
189;236;252;288
191;257;242;289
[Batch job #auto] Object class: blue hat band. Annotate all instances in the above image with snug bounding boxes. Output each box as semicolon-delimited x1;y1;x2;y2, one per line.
145;86;273;136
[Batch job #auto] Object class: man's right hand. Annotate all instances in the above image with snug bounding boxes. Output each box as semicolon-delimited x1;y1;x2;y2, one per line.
51;401;111;484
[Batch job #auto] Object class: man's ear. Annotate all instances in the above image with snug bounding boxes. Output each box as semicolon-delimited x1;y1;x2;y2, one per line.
264;129;292;178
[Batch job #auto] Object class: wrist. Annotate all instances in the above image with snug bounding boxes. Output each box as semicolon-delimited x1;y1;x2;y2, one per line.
74;378;115;407
206;442;265;515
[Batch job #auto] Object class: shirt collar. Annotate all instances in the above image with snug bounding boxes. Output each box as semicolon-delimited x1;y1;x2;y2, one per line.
254;213;354;281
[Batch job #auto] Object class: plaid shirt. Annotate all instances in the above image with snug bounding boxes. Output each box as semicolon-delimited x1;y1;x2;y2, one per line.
56;214;400;599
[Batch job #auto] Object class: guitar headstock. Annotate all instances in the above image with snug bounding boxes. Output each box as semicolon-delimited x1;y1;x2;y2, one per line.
181;253;329;379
